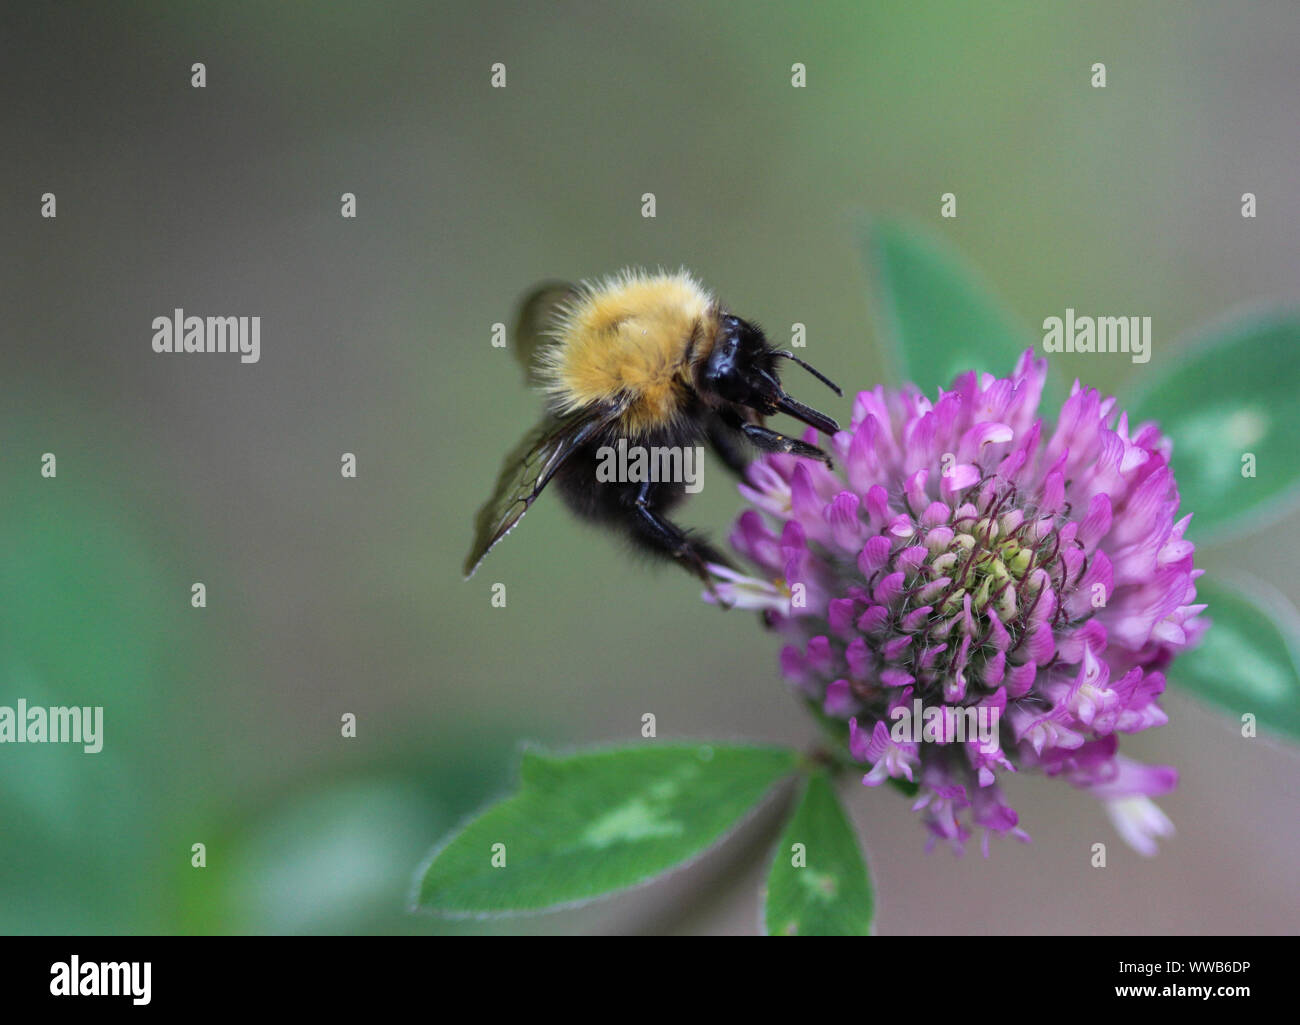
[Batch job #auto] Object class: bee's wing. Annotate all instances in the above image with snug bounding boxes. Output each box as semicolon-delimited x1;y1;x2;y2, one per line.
511;281;577;385
463;403;624;578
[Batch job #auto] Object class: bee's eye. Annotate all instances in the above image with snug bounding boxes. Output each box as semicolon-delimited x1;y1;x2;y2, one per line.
704;320;771;405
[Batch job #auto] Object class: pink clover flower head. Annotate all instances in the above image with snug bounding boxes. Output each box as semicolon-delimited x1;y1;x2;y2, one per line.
717;351;1206;855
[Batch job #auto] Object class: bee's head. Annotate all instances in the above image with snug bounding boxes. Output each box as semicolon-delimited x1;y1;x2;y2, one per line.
701;315;842;434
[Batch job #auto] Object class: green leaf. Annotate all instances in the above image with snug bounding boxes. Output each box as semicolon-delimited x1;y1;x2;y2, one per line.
416;743;798;914
863;217;1039;394
1127;310;1300;540
0;409;216;932
764;772;873;936
1172;575;1300;742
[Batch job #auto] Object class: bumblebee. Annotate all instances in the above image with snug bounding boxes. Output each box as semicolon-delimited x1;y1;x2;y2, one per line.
463;268;842;589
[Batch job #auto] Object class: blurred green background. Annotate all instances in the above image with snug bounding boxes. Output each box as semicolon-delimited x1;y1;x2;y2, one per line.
2;1;1297;934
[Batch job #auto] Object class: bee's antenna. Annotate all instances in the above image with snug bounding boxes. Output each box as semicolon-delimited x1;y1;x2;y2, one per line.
772;350;843;397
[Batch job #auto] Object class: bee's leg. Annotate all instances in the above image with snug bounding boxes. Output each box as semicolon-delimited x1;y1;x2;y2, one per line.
743;424;832;466
705;414;751;478
629;481;735;599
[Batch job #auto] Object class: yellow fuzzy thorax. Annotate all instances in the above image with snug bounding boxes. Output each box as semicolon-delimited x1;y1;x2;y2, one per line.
539;269;718;437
